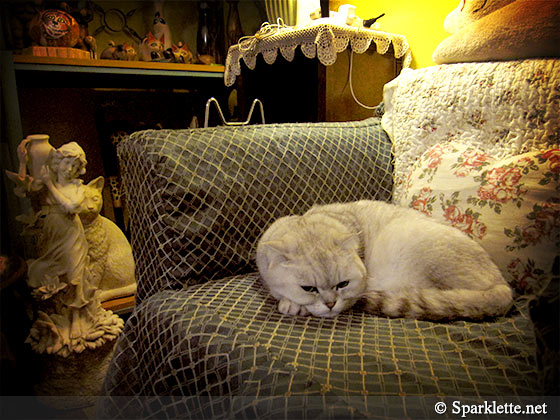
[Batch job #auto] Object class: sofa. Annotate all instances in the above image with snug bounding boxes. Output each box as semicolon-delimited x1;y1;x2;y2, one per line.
98;58;558;419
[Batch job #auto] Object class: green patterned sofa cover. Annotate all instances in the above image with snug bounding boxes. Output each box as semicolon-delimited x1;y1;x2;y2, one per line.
114;119;393;304
99;118;543;419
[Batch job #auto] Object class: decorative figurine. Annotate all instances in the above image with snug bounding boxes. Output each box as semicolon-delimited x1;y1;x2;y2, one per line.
6;134;53;199
172;42;194;63
51;1;98;57
153;1;172;51
100;41;137;60
5;135;127;358
139;32;166;61
66;2;98;58
29;9;80;47
79;177;136;302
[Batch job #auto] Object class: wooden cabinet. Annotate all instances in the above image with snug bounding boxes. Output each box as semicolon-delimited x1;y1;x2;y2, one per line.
236;45;401;124
1;53;228;255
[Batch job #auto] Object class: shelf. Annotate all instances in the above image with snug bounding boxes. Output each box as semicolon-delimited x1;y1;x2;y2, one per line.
101;294;135;315
12;55;225;79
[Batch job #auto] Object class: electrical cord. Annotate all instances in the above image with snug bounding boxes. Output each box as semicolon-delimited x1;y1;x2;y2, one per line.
349;50;377;110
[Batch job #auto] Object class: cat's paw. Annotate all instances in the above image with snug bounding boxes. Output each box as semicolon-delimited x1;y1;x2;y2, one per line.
298;305;309;316
278;298;309;316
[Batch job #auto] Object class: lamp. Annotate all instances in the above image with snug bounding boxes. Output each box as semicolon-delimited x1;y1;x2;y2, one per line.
264;0;321;27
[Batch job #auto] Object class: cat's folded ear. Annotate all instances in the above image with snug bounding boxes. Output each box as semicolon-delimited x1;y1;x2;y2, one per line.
87;176;104;190
259;240;287;254
258;240;291;270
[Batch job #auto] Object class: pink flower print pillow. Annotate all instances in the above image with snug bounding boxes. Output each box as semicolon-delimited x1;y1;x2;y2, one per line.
400;142;559;297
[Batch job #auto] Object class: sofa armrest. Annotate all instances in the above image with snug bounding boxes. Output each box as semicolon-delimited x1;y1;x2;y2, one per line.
117;118;392;303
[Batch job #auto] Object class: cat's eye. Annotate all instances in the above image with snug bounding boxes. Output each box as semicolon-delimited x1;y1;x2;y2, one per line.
301;285;318;293
336;280;350;290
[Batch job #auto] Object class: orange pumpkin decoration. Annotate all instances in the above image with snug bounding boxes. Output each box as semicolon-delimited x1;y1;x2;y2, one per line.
29;9;80;47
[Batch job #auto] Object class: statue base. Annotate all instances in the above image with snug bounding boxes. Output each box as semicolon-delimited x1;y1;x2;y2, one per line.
33;340;116;410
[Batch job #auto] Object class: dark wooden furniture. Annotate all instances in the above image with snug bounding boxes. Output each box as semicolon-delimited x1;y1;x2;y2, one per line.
237;45;401;123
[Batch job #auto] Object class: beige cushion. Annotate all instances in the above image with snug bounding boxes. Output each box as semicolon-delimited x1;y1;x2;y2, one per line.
433;0;560;64
400;141;559;297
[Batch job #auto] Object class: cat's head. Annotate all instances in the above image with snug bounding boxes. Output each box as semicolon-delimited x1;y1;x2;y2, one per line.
145;32;164;51
79;176;104;225
122;42;136;59
172;42;193;63
40;9;74;39
256;214;367;318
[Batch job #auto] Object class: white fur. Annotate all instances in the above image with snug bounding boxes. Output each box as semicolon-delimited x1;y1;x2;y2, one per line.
256;200;512;321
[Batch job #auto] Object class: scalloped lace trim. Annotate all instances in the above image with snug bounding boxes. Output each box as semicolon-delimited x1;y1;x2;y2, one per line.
224;23;411;87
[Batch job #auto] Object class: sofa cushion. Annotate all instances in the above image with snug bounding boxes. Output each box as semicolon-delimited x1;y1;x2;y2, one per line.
118;119;393;303
400;142;559;297
381;59;560;203
100;274;541;418
432;0;560;65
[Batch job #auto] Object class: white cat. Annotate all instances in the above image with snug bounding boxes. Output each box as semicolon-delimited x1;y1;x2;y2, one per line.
80;177;136;302
256;200;512;321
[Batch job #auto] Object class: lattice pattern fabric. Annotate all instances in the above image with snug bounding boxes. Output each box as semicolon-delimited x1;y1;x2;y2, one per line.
117;119;393;304
225;23;411;86
101;116;546;419
99;274;540;419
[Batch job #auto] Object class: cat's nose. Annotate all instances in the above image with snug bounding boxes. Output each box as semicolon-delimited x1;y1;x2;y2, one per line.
326;302;336;309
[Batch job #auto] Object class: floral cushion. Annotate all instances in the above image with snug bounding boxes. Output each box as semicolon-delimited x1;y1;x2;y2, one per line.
382;59;560;204
400;142;559;297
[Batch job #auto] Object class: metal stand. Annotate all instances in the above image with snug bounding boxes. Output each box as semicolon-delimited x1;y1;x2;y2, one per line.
204;97;265;128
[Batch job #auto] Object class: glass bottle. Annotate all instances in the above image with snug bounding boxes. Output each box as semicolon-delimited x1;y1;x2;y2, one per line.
226;1;243;52
197;1;214;62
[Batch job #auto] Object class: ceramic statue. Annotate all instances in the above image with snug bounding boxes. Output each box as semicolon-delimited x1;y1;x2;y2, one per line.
139;32;165;61
5;135;127;357
172;42;194;64
29;9;80;47
153;1;172;51
100;41;137;60
79;176;137;302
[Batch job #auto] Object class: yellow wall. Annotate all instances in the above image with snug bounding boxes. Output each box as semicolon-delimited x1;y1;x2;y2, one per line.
330;0;457;68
